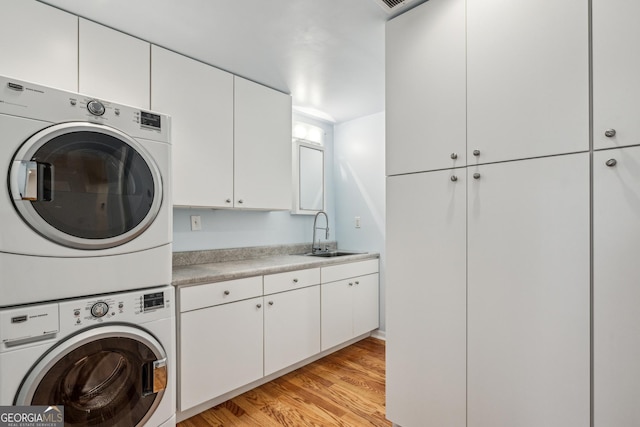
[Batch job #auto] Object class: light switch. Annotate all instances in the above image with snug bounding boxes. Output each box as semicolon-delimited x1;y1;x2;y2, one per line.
190;215;202;231
355;216;361;228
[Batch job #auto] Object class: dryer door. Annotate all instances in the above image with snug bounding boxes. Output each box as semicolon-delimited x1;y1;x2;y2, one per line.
15;325;168;427
8;122;163;250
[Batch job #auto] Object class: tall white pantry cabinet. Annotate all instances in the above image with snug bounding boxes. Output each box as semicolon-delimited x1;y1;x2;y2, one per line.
386;0;593;426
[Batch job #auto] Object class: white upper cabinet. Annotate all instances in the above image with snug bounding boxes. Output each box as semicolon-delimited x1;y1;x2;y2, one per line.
151;46;234;207
79;19;150;109
467;154;590;427
234;77;292;210
593;0;640;150
0;0;78;91
386;0;466;175
467;0;589;164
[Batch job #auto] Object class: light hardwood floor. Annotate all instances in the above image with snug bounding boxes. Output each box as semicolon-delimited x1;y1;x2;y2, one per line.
178;337;390;426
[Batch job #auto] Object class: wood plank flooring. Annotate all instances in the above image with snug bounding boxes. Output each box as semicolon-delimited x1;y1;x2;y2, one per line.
178;337;390;427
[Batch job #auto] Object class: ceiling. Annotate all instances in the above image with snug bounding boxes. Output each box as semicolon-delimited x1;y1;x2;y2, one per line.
39;0;421;124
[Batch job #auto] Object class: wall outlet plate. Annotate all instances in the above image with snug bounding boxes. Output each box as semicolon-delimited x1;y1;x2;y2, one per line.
190;215;202;231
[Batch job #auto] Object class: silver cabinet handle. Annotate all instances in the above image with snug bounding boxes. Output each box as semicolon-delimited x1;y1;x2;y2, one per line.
268;301;274;306
355;281;360;285
225;198;231;203
293;278;298;283
473;149;481;157
473;173;481;180
606;159;617;167
348;282;354;286
450;175;458;182
238;199;244;204
450;153;458;160
256;303;262;308
224;290;230;295
605;129;617;138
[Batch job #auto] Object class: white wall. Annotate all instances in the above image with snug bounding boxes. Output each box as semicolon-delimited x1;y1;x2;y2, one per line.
172;113;335;252
334;112;386;332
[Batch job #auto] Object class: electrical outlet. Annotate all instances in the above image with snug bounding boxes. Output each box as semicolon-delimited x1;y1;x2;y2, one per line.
190;215;202;231
355;216;361;228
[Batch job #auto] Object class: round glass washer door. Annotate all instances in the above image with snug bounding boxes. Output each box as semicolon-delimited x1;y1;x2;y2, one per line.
15;325;168;427
9;122;163;250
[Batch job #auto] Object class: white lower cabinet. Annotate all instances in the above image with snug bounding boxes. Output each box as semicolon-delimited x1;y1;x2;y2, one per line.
467;154;590;427
264;285;320;376
179;296;264;411
594;146;640;426
321;260;380;351
178;260;378;414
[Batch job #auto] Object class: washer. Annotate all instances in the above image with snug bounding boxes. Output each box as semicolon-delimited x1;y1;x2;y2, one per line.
0;76;172;307
0;285;176;427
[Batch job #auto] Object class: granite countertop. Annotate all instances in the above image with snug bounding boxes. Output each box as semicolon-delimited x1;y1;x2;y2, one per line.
172;252;379;288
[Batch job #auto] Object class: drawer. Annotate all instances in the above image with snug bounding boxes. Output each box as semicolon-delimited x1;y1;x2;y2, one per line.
321;259;379;284
264;268;320;295
180;276;263;312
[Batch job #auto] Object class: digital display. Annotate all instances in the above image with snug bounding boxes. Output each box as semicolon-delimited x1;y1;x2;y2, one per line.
143;292;165;311
140;111;162;129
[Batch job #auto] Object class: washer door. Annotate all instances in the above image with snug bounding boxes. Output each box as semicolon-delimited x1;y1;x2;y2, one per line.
15;325;168;427
8;122;163;250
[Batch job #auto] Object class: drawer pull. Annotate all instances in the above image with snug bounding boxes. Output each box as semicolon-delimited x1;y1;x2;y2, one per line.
224;290;230;296
293;278;298;283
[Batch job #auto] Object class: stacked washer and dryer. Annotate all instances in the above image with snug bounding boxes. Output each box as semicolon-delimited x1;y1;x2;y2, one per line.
0;76;176;427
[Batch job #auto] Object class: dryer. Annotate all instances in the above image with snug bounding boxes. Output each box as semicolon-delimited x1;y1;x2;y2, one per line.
0;285;176;427
0;76;172;307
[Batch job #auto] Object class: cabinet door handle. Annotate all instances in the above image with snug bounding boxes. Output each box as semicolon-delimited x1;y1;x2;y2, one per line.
256;303;262;309
355;281;360;285
473;149;481;157
473;173;481;180
605;129;617;138
238;199;244;204
293;278;298;283
224;290;230;295
450;153;458;160
450;175;458;182
268;301;274;306
606;159;617;167
348;282;354;286
225;198;231;203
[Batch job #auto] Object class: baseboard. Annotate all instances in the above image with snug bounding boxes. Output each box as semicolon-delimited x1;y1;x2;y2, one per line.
370;329;386;340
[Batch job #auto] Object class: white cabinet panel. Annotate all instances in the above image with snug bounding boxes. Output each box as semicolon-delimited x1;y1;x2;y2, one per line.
593;0;640;150
179;276;262;312
321;259;378;284
467;154;590;427
151;46;234;207
467;0;589;164
79;19;150;108
179;297;263;411
594;147;640;426
264;286;320;376
352;272;379;339
264;268;320;295
386;169;467;427
234;77;292;210
0;0;77;91
386;0;466;175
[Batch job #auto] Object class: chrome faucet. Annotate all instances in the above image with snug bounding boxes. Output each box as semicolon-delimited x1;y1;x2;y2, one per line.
312;211;329;254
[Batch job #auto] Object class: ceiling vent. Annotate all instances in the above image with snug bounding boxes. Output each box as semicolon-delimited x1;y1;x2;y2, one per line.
373;0;418;15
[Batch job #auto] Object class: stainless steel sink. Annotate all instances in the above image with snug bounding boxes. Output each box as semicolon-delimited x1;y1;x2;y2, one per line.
305;251;366;257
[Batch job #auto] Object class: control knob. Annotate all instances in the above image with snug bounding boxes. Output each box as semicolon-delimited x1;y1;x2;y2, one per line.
87;100;106;116
91;302;109;318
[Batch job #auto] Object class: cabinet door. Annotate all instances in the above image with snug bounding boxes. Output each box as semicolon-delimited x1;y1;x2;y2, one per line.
79;19;150;108
593;0;640;150
386;0;466;175
352;273;379;338
386;168;467;427
234;77;292;210
0;0;77;91
151;46;234;207
594;147;640;426
467;0;588;164
467;154;590;427
321;279;354;351
264;286;320;376
179;297;263;411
